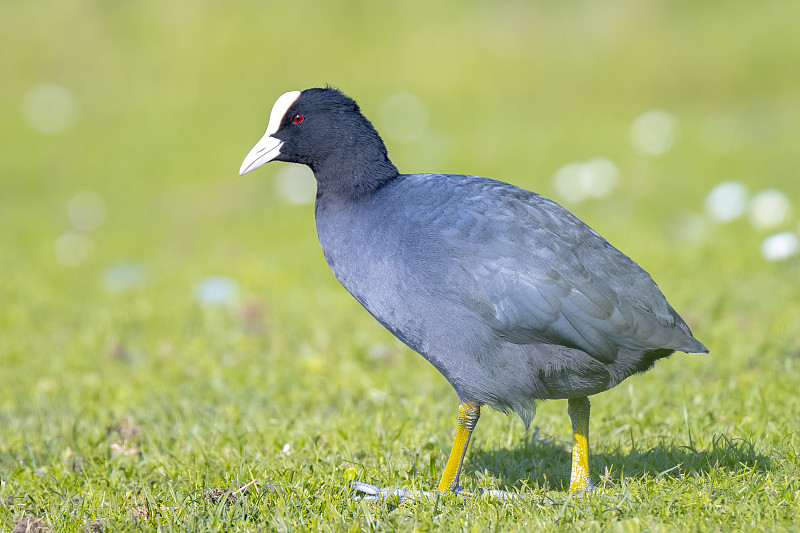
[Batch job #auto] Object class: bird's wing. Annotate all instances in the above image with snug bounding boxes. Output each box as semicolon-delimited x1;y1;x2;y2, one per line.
433;182;700;362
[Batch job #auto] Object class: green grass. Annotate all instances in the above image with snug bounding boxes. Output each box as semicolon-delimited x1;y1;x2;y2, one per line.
2;0;800;530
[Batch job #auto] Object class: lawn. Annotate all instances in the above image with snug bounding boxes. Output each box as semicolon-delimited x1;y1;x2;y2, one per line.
1;1;799;531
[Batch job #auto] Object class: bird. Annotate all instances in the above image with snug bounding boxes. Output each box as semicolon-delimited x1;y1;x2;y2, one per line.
239;87;707;498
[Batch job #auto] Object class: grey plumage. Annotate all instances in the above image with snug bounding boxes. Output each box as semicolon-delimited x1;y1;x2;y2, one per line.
316;172;706;425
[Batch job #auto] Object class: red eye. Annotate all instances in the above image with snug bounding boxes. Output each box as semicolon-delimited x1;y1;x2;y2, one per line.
292;114;304;124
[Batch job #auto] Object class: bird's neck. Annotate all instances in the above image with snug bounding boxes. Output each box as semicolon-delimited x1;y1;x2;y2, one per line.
312;151;399;202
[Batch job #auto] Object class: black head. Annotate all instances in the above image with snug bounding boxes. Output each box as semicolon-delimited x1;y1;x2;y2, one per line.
240;87;399;199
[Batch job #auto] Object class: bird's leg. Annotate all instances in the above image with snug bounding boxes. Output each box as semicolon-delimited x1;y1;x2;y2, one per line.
352;401;516;501
437;401;480;492
567;396;593;493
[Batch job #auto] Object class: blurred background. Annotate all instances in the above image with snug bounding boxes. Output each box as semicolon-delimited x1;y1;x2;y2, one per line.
1;0;799;507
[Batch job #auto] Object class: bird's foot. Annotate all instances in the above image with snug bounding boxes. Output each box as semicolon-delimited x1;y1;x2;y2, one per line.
472;487;521;500
569;482;608;496
350;481;519;502
350;481;424;503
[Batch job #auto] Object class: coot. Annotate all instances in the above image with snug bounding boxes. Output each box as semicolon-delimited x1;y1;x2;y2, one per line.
239;87;707;497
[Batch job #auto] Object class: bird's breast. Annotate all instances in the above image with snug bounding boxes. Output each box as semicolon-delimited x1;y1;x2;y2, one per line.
316;203;435;350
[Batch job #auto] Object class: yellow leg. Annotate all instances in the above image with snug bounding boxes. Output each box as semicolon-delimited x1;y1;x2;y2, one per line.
568;396;592;493
437;401;480;492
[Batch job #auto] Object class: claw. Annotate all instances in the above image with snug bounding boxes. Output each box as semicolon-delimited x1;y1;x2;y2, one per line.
350;481;424;503
475;487;520;500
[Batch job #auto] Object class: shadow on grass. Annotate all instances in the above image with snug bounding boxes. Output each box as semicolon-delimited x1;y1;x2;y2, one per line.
468;431;769;492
